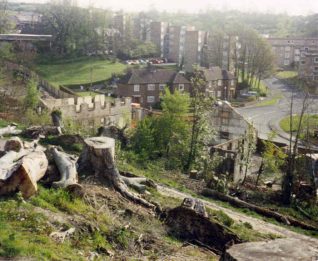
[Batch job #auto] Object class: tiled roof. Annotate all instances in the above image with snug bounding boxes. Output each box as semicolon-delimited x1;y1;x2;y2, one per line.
202;66;235;81
119;69;190;85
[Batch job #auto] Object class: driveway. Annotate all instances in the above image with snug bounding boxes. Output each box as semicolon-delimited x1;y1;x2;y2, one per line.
237;78;318;145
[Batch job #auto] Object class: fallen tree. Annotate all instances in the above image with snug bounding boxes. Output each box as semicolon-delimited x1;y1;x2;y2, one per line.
77;137;156;209
0;125;22;136
202;188;318;232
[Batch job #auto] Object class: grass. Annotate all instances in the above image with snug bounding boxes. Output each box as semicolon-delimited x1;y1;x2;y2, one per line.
117;151;318;239
0;195;82;259
255;94;282;107
35;57;127;87
276;71;298;79
279;114;318;133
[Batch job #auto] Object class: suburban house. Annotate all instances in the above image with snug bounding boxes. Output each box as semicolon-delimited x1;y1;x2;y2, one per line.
116;68;191;108
201;66;237;100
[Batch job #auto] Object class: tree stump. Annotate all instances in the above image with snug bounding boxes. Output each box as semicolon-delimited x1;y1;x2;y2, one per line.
78;137;156;209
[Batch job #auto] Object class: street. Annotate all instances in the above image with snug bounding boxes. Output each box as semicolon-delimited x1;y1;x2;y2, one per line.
237;78;318;144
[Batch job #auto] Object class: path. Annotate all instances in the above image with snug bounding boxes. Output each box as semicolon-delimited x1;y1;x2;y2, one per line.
157;185;318;248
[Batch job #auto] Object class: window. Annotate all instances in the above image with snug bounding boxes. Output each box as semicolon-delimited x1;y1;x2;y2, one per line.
220;131;230;139
315;67;318;71
301;61;306;65
159;84;165;91
284;60;289;66
147;96;155;103
231;80;235;86
285;46;291;51
217;91;222;98
147;84;155;91
295;56;300;62
134;84;140;92
217;80;222;86
178;84;185;91
285;53;290;59
314;57;318;63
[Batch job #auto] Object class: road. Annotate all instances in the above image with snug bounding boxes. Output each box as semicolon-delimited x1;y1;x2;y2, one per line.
237;78;318;144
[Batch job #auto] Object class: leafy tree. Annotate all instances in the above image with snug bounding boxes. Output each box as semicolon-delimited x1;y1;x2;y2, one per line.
185;70;214;172
131;117;156;160
24;78;39;109
155;88;190;168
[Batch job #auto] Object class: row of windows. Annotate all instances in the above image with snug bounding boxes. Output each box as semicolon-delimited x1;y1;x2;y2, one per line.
133;84;185;92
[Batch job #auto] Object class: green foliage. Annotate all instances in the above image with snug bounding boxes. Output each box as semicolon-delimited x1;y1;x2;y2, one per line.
262;136;287;177
23;109;51;127
131;117;156;161
24;78;39;109
280;114;318;135
131;88;191;169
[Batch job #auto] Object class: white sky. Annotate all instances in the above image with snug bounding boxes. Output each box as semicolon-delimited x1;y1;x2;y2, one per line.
12;0;318;15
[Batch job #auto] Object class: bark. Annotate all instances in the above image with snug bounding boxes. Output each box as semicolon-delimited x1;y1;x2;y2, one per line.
78;137;156;209
202;188;318;231
0;151;48;198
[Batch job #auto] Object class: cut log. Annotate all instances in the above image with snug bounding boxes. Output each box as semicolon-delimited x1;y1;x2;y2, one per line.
22;126;61;139
4;137;24;152
51;147;81;190
0;125;22;136
0;151;48;198
202;188;318;232
78;137;156;209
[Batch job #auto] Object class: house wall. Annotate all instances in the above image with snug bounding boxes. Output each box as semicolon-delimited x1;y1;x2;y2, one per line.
117;82;192;108
41;95;131;128
207;101;256;145
267;38;318;68
205;79;237;100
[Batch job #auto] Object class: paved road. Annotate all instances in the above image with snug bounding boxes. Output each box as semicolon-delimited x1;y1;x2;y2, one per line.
237;78;318;144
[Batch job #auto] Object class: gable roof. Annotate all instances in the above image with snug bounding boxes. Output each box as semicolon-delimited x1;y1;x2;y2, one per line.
119;69;190;85
202;66;236;81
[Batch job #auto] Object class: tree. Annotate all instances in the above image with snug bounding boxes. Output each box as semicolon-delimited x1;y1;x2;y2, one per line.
282;91;310;205
155;88;190;168
24;78;39;110
185;70;214;172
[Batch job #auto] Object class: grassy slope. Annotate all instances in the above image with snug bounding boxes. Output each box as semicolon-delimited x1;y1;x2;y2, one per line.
35;58;127;87
280;114;318;132
255;94;282;107
276;71;298;79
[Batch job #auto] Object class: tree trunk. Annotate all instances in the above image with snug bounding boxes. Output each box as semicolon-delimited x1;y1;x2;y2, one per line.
78;137;156;209
202;188;318;231
0;151;48;198
0;125;22;136
51;147;81;190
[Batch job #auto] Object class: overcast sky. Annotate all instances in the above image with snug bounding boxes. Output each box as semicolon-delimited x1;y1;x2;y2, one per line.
13;0;318;15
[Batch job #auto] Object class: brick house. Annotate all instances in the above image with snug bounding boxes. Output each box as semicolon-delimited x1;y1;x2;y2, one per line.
117;68;191;108
201;66;237;100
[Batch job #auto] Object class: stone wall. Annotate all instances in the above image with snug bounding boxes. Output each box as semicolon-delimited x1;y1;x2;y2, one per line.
41;95;132;128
